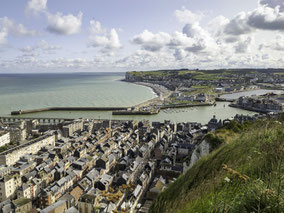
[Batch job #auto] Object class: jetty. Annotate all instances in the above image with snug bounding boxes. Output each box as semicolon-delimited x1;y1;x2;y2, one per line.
161;102;213;109
11;107;129;115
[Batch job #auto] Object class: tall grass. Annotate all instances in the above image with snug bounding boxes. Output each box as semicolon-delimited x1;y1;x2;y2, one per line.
150;118;284;213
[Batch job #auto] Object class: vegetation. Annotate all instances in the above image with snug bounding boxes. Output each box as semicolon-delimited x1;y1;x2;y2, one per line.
150;117;284;213
184;85;215;96
0;145;9;153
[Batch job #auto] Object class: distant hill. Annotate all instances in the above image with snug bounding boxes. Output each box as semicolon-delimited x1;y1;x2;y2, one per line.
149;116;284;213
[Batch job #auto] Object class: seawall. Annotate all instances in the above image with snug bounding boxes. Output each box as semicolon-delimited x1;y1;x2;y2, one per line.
11;107;129;115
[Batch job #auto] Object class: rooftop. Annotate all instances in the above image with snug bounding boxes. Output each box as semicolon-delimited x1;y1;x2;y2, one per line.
12;197;31;207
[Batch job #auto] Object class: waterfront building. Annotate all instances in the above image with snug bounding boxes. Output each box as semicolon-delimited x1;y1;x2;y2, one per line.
62;120;84;137
0;134;55;166
0;132;10;147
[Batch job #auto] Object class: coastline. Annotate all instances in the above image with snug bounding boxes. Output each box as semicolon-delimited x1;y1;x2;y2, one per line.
127;81;171;98
125;81;173;108
121;77;172;96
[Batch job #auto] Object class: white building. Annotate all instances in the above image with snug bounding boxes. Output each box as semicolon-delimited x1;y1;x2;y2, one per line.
0;175;21;202
0;134;55;166
0;132;10;147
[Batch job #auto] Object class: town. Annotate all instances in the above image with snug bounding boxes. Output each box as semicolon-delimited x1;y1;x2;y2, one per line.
125;69;284;114
0;111;268;213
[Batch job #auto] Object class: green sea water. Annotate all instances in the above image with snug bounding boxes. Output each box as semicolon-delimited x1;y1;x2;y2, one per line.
0;72;258;124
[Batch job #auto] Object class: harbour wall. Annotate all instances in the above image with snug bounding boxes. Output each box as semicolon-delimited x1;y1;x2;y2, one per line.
11;107;129;115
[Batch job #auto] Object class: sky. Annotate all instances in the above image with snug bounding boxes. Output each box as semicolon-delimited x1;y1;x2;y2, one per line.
0;0;284;72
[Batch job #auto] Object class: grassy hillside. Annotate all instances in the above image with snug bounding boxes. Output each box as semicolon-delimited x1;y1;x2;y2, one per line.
150;117;284;213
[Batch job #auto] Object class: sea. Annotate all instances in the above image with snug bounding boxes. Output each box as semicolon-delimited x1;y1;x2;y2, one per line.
0;72;267;124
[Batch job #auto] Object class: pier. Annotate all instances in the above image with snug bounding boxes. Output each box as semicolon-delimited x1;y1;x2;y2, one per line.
11;107;129;115
161;102;213;109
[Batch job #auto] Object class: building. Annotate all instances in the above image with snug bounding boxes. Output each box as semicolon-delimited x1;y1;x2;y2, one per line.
62;120;84;137
40;200;67;213
0;132;10;147
12;197;32;213
0;175;21;202
0;134;55;166
78;194;98;213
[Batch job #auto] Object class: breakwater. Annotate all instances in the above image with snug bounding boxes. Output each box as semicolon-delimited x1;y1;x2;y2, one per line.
215;97;235;102
112;110;159;115
161;102;213;109
11;107;129;115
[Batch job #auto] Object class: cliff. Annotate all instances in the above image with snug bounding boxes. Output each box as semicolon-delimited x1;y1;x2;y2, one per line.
150;117;284;212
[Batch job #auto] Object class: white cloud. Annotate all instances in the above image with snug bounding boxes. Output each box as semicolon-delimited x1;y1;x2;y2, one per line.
234;37;253;53
89;20;104;34
207;15;230;36
47;12;83;35
224;2;284;38
0;17;38;36
19;40;61;55
167;31;194;48
19;45;36;53
37;40;61;51
25;0;47;15
247;5;284;31
0;30;7;46
224;12;253;35
131;30;171;52
88;20;122;53
259;0;284;11
174;7;203;24
174;49;187;60
259;34;284;50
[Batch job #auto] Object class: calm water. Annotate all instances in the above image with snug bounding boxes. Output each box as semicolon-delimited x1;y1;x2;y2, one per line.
0;73;259;124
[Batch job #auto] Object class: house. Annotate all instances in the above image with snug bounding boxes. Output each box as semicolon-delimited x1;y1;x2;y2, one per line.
160;156;173;171
95;155;111;173
72;159;88;171
78;194;98;213
0;175;21;202
195;93;208;102
66;206;79;213
208;115;222;130
74;148;87;158
40;199;67;213
176;143;195;156
147;176;166;199
85;168;100;186
70;186;84;205
17;183;36;199
59;193;75;209
12;197;32;213
0;199;13;213
114;172;130;187
94;174;113;191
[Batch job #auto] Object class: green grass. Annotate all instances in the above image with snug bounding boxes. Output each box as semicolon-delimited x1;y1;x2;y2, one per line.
191;85;211;89
184;86;215;96
170;100;200;105
193;74;231;81
149;118;284;213
177;70;200;75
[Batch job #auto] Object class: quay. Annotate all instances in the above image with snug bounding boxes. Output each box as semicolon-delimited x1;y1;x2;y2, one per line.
161;102;213;109
215;97;235;102
11;107;129;115
112;109;160;115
